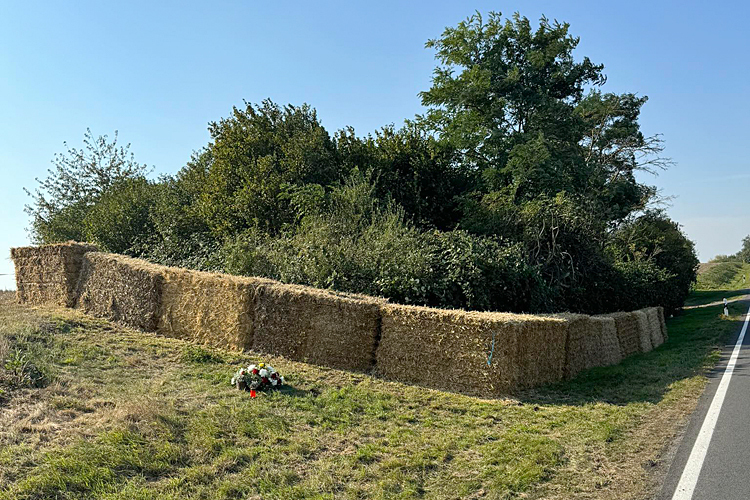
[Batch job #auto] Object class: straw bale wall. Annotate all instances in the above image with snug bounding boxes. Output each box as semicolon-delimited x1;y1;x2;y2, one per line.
252;283;383;372
158;268;272;351
634;309;653;354
11;242;98;307
375;304;567;396
9;242;673;397
76;252;164;331
645;307;665;349
657;306;668;341
562;314;622;379
604;312;642;358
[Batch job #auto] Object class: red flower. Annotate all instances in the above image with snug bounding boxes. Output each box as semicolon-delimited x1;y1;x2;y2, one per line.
271;372;279;380
262;377;269;385
252;369;259;375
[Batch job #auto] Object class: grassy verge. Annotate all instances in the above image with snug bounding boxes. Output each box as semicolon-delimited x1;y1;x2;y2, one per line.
0;290;745;500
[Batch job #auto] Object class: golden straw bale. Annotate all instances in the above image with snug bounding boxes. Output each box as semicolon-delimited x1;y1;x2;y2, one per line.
252;283;384;372
560;314;622;379
75;253;163;331
604;311;643;358
158;268;273;351
634;309;653;353
657;306;668;341
645;307;664;348
12;242;98;306
375;304;567;397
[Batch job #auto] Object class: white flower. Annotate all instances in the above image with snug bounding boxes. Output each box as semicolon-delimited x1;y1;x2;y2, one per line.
247;364;256;372
271;379;278;386
231;377;236;385
280;376;285;384
259;369;268;378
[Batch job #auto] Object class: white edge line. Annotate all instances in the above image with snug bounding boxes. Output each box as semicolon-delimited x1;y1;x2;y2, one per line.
671;304;750;500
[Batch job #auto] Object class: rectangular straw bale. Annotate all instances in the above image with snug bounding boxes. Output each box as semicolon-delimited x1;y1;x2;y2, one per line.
560;314;622;379
75;252;163;331
12;242;98;306
645;307;664;348
158;268;272;351
252;283;383;372
634;309;653;353
604;311;642;358
376;304;568;397
657;306;668;341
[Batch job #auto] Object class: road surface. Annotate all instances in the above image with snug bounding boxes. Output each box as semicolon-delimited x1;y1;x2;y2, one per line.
660;301;750;500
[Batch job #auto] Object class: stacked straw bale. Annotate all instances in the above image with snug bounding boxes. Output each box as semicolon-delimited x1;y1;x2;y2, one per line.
158;268;273;351
561;314;622;379
11;242;98;307
252;283;384;372
375;304;568;396
634;309;653;353
76;252;163;331
604;311;643;358
645;307;665;348
657;306;669;341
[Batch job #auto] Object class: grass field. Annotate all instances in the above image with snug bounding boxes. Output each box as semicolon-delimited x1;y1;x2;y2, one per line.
0;284;746;499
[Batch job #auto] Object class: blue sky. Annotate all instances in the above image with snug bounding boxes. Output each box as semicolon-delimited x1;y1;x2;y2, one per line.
2;0;749;290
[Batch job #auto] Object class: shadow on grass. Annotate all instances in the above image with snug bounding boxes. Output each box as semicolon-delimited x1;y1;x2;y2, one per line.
519;299;749;407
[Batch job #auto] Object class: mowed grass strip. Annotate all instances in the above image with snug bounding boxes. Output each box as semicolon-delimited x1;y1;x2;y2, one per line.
0;289;745;500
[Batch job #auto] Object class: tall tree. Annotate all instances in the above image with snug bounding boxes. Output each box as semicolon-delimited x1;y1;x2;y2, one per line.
25;129;149;243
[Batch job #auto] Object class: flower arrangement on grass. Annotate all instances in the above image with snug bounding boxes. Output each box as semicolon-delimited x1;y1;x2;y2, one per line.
231;362;284;393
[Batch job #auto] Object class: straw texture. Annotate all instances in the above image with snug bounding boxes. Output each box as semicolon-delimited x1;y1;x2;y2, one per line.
644;307;664;348
158;268;272;351
253;283;384;372
633;309;653;353
657;306;668;341
561;314;622;379
76;252;163;331
12;242;97;306
375;304;567;396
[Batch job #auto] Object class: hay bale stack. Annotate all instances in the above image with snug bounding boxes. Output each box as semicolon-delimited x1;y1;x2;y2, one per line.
562;314;622;379
645;307;664;348
375;304;568;396
657;306;668;341
634;309;653;353
11;242;98;306
252;283;384;372
158;268;272;351
605;311;643;358
75;252;163;331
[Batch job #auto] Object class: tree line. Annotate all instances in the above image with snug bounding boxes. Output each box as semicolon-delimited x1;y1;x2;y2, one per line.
25;12;698;314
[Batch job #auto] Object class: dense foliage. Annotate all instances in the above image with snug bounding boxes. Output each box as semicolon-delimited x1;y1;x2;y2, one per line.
25;11;698;314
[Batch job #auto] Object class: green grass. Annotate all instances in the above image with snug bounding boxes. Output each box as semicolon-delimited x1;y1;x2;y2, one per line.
0;285;747;500
695;261;750;291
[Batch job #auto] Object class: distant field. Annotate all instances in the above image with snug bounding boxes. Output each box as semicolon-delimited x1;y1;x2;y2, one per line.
0;286;746;499
695;261;750;291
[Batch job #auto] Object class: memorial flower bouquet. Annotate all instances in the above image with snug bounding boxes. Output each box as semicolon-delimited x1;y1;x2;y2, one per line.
231;362;284;392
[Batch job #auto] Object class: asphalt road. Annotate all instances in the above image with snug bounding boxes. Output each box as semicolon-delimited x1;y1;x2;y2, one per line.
660;302;750;500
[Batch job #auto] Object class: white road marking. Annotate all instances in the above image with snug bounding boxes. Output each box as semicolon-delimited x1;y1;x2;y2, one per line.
671;304;750;500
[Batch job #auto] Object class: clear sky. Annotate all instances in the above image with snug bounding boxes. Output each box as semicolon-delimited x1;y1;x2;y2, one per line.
2;0;749;290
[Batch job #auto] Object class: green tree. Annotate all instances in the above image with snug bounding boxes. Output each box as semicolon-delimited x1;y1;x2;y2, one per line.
198;100;341;237
607;211;699;313
419;12;605;200
25;129;149;243
736;235;750;263
83;177;157;254
336;123;468;229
